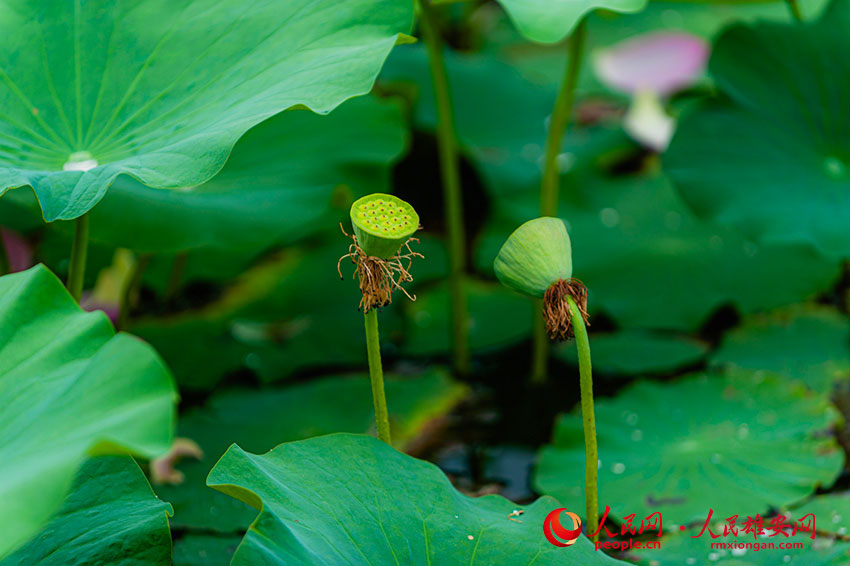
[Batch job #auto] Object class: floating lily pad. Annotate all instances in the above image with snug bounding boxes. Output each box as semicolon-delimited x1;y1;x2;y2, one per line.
535;370;843;525
0;0;412;221
556;329;709;376
1;456;172;565
627;531;850;566
496;0;648;43
787;492;850;536
711;305;850;395
208;433;628;565
665;0;850;257
2;96;407;252
477;173;839;330
156;370;467;532
401;279;532;356
0;266;176;557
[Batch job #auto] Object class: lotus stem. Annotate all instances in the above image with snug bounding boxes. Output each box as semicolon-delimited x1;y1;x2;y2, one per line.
66;213;90;303
364;308;392;444
0;230;10;276
568;295;598;542
165;251;188;302
532;18;588;383
417;0;470;375
531;308;549;383
345;194;421;445
117;253;152;331
787;0;803;21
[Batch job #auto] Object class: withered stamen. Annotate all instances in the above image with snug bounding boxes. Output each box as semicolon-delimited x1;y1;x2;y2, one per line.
337;224;422;312
543;278;589;341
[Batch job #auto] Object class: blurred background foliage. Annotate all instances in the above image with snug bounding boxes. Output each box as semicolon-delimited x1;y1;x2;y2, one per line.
3;0;850;563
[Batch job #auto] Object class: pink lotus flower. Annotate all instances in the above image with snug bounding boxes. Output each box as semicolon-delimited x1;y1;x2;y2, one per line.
594;31;709;96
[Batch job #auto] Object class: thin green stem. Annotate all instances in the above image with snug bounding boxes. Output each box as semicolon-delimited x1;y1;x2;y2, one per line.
364;309;392;444
539;18;587;216
532;19;588;383
417;0;470;375
787;0;803;21
0;229;10;276
531;306;548;384
568;296;598;542
165;251;188;302
66;213;90;303
117;253;152;331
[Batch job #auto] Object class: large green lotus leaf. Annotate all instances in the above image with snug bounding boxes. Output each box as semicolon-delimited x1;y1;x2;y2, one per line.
711;305;850;396
788;493;850;535
665;0;850;257
401;279;532;356
535;370;843;525
2;456;172;565
1;96;407;252
477;173;839;330
628;531;850;566
0;0;412;222
556;329;708;376
495;0;648;43
0;265;177;557
173;535;240;566
156;370;467;532
208;433;628;565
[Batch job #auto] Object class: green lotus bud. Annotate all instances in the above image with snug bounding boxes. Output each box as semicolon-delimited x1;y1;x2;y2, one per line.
493;217;573;298
350;193;420;259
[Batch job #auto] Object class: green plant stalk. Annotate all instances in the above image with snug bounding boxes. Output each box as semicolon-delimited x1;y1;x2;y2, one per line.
787;0;803;21
417;0;470;375
164;251;188;302
532;19;588;383
66;213;90;303
531;307;548;383
364;309;392;444
568;295;599;542
117;253;152;331
0;229;10;276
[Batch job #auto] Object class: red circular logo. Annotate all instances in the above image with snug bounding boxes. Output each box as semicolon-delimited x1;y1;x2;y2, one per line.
543;508;583;547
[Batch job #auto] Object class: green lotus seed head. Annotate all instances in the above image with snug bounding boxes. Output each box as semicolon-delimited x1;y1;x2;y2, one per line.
493;217;573;298
350;193;420;258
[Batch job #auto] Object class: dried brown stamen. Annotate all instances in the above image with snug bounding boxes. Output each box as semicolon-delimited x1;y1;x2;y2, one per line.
543;278;590;341
337;223;422;312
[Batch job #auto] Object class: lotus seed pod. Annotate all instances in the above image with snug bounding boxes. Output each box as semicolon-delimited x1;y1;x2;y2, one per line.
350;193;420;259
494;217;573;298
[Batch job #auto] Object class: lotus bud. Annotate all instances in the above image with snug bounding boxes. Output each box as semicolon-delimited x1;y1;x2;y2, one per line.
494;217;588;340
